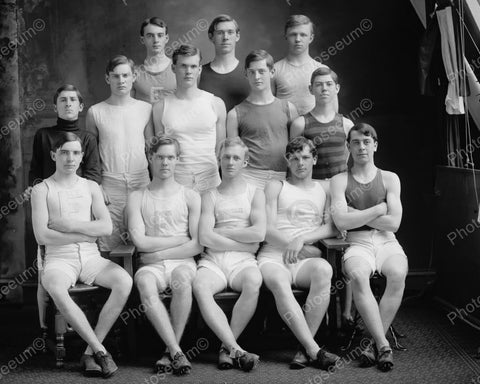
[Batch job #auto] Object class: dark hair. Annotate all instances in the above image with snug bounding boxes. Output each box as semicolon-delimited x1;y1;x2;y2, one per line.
285;136;317;158
148;135;181;157
53;84;84;105
217;137;249;161
347;123;378;142
105;55;135;76
245;49;274;70
208;14;239;38
140;17;168;36
310;67;338;85
52;132;83;152
172;44;202;65
284;14;315;35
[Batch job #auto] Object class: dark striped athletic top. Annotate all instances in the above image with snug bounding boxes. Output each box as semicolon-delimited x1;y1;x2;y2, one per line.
303;112;348;179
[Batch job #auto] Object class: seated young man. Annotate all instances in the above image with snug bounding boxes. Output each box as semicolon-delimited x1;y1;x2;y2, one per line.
258;136;340;370
193;137;265;372
330;123;408;371
31;133;133;378
127;136;202;375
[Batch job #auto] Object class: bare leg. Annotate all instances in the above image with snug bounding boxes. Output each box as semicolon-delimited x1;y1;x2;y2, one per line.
37;272;49;329
169;266;196;343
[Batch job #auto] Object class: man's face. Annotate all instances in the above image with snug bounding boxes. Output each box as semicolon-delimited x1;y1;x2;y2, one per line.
149;144;178;180
51;140;83;174
219;144;246;178
55;91;84;121
141;24;169;56
245;59;274;92
347;131;378;164
285;24;314;55
210;21;239;54
286;146;316;179
105;63;136;96
172;54;201;88
309;74;339;104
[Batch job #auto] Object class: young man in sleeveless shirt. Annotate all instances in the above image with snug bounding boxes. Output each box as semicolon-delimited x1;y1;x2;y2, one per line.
331;123;408;371
198;15;249;112
193;137;265;372
86;55;154;253
153;44;226;193
127;135;202;375
31;133;132;378
133;17;176;104
227;49;297;190
258;136;340;370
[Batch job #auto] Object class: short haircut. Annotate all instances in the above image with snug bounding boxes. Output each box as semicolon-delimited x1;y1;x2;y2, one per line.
284;14;315;35
52;132;83;152
53;84;84;105
105;55;135;76
245;49;274;70
148;135;181;157
347;123;378;143
310;67;339;85
208;14;240;38
140;17;168;36
285;136;317;158
217;137;249;161
172;44;202;65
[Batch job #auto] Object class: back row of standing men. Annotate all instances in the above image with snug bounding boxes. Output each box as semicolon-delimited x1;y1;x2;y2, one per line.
29;14;407;378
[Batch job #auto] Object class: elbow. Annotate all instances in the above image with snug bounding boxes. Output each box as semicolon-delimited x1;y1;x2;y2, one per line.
102;223;113;237
252;227;266;243
198;233;213;249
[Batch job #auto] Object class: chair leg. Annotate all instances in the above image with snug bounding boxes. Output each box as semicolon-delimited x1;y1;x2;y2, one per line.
389;325;407;351
54;309;67;367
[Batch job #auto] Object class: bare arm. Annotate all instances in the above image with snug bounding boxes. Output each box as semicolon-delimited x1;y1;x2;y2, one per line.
214;96;227;154
199;191;258;252
264;180;290;248
31;184;96;246
330;173;386;231
152;98;165;136
365;172;402;232
290;115;306;139
85;107;99;140
226;108;239;138
215;189;266;243
127;190;190;253
144;108;154;144
47;181;112;237
287;101;299;123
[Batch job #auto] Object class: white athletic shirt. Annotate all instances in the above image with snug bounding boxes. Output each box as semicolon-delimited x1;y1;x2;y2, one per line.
88;100;151;174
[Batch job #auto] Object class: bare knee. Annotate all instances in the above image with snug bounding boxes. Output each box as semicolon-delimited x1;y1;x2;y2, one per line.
241;270;262;293
310;260;333;283
171;269;194;294
135;273;157;299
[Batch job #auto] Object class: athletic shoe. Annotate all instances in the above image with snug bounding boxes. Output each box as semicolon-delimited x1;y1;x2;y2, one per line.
377;345;394;372
359;339;377;367
171;351;191;375
218;346;234;370
231;350;259;372
80;354;102;377
93;351;118;378
313;348;340;370
290;347;310;369
155;352;172;374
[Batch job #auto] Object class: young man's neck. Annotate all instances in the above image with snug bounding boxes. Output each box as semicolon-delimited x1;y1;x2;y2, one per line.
106;93;134;106
310;102;336;120
246;88;275;104
149;176;178;191
175;84;201;99
351;162;377;176
286;50;311;65
145;52;170;70
210;51;238;73
288;174;315;188
52;171;78;186
218;173;246;193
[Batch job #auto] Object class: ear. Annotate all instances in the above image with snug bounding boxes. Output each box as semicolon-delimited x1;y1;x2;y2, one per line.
243;159;248;168
270;67;276;77
171;63;176;73
235;31;240;42
105;74;110;85
308;84;313;95
78;103;84;113
309;33;314;43
165;34;169;43
140;36;145;46
373;141;378;152
313;156;317;165
50;151;56;162
53;105;58;114
335;83;340;94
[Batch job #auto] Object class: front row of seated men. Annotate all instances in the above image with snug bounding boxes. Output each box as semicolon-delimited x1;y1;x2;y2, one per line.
31;124;408;378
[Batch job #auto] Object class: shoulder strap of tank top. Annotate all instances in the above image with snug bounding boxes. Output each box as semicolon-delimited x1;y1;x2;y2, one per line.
245;183;257;203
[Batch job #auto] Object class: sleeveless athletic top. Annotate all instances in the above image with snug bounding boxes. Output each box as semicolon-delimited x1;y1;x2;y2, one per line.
140;185;190;259
42;176;97;256
161;91;218;172
199;62;249;112
89;100;151;174
268;180;326;244
274;58;327;115
235;98;291;172
133;63;176;104
345;169;386;231
303;112;348;179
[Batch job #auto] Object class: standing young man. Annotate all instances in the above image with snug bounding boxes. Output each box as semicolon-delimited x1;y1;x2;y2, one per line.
227;49;297;190
193;137;264;372
331;123;408;371
153;44;226;193
258;136;340;370
87;55;154;252
273;15;337;116
133;17;176;104
127;136;201;375
31;133;132;378
199;15;249;112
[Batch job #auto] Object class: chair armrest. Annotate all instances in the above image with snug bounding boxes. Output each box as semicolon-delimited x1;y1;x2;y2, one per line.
318;238;349;251
110;244;136;277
